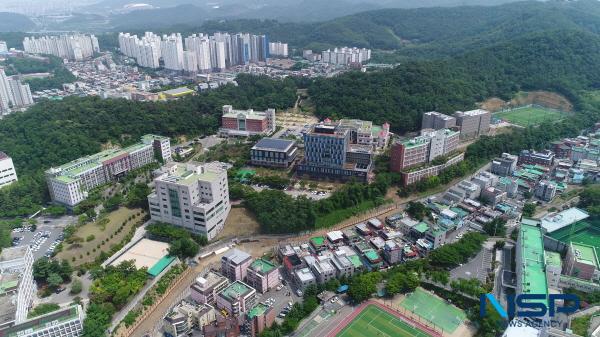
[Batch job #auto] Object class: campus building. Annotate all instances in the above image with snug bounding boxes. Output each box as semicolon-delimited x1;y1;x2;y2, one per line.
216;281;257;317
337;119;391;151
190;271;230;305
147;162;230;240
454;109;491;139
246;259;280;293
515;223;549;321
296;123;373;182
46;134;171;207
0;246;36;328
564;242;599;282
0;152;18;189
421;111;456;130
0;305;85;337
250;138;298;168
390;129;459;172
221;249;253;282
220;105;276;137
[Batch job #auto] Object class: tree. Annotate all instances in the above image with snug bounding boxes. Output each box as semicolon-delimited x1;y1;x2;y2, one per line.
348;272;382;303
28;303;60;318
70;278;83;295
483;218;507;237
523;203;537;218
47;273;63;290
386;272;420;296
406;201;430;221
579;185;600;216
125;183;151;209
168;238;199;259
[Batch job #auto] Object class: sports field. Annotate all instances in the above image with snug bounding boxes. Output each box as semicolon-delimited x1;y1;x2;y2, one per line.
336;304;432;337
548;220;600;252
494;106;566;126
400;288;466;333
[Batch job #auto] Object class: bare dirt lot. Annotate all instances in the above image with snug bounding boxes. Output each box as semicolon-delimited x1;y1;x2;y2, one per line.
218;206;261;239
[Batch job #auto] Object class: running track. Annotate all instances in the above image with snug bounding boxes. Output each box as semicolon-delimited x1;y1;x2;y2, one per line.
325;300;442;337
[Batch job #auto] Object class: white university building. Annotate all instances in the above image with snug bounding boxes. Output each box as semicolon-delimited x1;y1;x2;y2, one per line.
148;162;231;240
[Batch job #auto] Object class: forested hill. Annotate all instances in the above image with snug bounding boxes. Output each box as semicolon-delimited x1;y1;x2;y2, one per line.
0;13;36;32
308;29;600;132
180;0;600;57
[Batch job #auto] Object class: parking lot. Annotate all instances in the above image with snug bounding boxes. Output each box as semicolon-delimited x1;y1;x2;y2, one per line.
11;215;74;260
449;244;493;283
256;271;303;322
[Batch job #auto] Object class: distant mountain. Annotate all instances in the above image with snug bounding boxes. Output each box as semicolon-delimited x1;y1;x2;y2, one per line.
0;12;36;32
109;4;208;30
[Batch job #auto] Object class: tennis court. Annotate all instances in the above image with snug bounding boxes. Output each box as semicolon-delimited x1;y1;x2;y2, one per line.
494;106;565;127
548;221;600;252
400;288;466;333
337;304;432;337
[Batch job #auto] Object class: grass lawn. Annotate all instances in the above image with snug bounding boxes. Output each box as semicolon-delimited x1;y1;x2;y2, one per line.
56;207;143;265
400;288;466;334
337;304;432;337
315;200;383;228
218;206;261;238
494;106;566;126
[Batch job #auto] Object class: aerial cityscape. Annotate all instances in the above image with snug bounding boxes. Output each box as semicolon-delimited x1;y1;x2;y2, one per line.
0;1;599;337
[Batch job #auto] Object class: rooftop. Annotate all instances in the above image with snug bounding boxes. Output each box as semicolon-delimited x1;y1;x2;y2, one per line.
3;305;81;337
219;281;254;302
413;222;429;234
0;152;9;161
252;138;295;152
157;162;222;186
0;246;28;262
455;109;490;117
310;236;325;247
249;259;276;274
162;87;194;96
541;208;590;233
247;303;269;319
544;250;562;268
571;242;599;268
295;267;315;282
222;249;252;265
518;224;548;307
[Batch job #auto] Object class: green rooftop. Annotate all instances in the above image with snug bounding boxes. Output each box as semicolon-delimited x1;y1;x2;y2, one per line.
544;251;562;268
413;222;429;234
148;255;176;277
310;236;325;247
250;258;276;274
347;255;363;268
364;250;380;262
247;303;269;319
220;281;253;302
518;224;548;307
571;242;599;268
5;306;80;337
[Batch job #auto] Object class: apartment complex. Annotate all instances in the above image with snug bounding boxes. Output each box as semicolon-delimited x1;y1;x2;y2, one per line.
250;138;297;168
0;68;33;115
0;247;35;329
390;128;460;172
321;47;371;65
268;42;288;58
0;305;84;337
297;123;373;182
46;134;171;207
0;42;7;53
0;152;18;189
147;161;230;241
23;34;99;60
119;32;271;72
216;281;257;317
421;111;456;130
220;105;276;137
221;249;253;282
190;271;229;305
454;109;491;139
246;259;280;293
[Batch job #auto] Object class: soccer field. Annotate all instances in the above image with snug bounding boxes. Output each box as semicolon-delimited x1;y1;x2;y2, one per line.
494;106;565;126
400;288;466;333
336;304;432;337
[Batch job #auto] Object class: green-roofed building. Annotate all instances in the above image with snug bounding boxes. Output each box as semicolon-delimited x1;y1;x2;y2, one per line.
216;281;257;316
147;255;176;278
310;236;326;250
45;134;171;207
564;242;599;282
1;305;84;337
247;302;276;336
247;259;281;293
412;222;429;237
516;224;549;314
